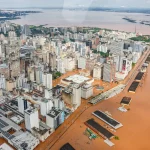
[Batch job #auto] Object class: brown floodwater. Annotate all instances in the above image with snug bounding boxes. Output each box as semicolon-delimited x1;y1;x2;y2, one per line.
10;9;150;35
50;62;150;150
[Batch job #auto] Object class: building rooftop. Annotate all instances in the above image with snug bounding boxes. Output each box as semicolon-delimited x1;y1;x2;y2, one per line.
32;127;48;136
0;143;14;150
65;74;90;84
10;115;24;124
63;87;73;94
11;131;39;150
82;84;92;90
0;64;8;69
47;108;62;118
85;119;114;139
24;107;38;115
120;97;132;105
60;143;75;150
0;114;21;132
32;121;51;136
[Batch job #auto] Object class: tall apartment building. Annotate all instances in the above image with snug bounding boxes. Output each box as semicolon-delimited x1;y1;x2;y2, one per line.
132;52;141;63
86;40;92;49
113;55;120;72
93;63;103;79
0;74;6;89
80;47;86;57
78;57;86;69
72;84;81;109
86;58;96;73
81;84;93;99
29;68;35;82
17;97;28;114
42;72;47;87
22;24;31;36
49;53;57;71
45;88;53;99
103;63;116;82
0;44;4;57
39;99;53;116
62;83;81;109
35;68;42;84
46;73;52;89
16;74;26;88
119;57;132;74
24;107;39;131
97;45;108;53
57;58;65;74
109;41;124;55
46;108;65;129
95;37;100;46
64;57;75;71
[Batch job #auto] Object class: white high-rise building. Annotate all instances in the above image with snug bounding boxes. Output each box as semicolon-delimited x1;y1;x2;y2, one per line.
113;55;120;72
72;84;81;109
17;97;28;114
64;57;75;71
36;69;40;84
93;63;103;79
17;74;26;88
53;97;62;108
45;88;53;99
80;47;86;56
0;74;6;89
39;37;46;46
46;73;52;89
0;44;3;57
57;58;65;74
81;84;93;99
97;45;108;53
29;68;35;82
109;41;124;55
78;57;86;69
42;73;47;87
119;57;127;74
132;52;141;63
120;58;133;74
24;107;39;131
8;31;16;37
59;100;65;110
46;109;64;129
40;99;53;116
103;63;115;82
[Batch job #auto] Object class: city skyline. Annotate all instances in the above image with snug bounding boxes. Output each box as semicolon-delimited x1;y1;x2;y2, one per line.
0;0;150;8
0;14;150;149
0;0;150;149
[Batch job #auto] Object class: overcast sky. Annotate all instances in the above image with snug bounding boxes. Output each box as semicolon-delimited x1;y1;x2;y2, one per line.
0;0;150;8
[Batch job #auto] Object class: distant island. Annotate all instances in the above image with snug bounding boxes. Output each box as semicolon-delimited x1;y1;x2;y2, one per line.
122;17;136;23
0;10;41;21
25;7;150;14
140;21;150;26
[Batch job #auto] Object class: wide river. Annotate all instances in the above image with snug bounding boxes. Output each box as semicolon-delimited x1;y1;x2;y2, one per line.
10;9;150;35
